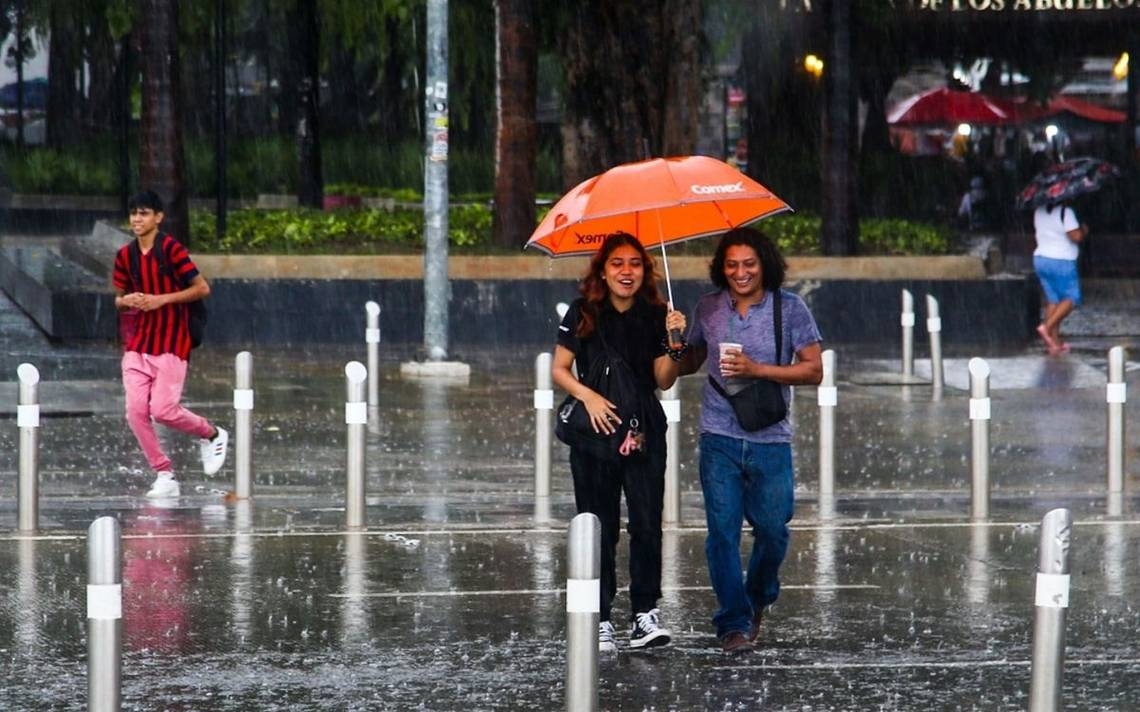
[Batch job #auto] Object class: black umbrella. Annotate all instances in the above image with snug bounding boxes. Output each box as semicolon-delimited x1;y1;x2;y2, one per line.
1016;157;1120;211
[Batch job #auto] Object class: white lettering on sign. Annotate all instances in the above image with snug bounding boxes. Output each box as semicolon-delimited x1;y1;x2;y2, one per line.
691;182;745;195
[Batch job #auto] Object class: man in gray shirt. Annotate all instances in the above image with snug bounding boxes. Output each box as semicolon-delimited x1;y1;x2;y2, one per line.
680;227;822;654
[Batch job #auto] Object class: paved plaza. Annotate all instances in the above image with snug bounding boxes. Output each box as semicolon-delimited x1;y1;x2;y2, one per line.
0;288;1138;710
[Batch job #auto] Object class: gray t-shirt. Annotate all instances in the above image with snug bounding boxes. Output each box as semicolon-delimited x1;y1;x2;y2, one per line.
688;288;822;443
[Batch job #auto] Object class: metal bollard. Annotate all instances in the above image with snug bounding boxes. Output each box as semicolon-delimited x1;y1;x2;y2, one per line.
345;361;368;529
566;512;600;712
365;301;381;408
818;349;837;500
925;295;944;393
534;352;554;523
1029;508;1072;712
901;289;915;377
661;384;682;525
1106;346;1127;516
968;358;991;520
17;363;40;532
233;351;254;500
87;516;122;711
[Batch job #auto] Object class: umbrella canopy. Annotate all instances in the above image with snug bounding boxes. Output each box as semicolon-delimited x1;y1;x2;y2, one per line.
1013;94;1126;124
887;87;1016;126
526;156;790;259
1015;157;1121;211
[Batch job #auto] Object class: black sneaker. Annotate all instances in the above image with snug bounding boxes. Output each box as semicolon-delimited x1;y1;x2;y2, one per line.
629;608;671;649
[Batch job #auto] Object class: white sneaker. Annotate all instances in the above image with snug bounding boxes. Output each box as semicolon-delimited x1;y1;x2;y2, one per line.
200;427;229;475
146;471;180;499
629;608;671;649
598;621;617;653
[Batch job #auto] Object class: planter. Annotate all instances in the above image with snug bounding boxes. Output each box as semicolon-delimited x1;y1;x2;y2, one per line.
322;194;363;211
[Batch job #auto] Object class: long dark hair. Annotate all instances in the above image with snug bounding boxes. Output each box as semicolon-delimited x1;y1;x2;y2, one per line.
576;231;664;338
708;227;786;292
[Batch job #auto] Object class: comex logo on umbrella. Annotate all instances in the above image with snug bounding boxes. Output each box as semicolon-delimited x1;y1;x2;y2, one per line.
691;182;745;195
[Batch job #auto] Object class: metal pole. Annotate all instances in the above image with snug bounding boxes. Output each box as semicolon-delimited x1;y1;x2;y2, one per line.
345;361;368;529
17;363;40;532
925;294;944;394
87;516;122;712
1106;346;1127;516
901;289;914;377
233;351;253;499
366;302;381;408
969;357;991;521
214;0;227;240
661;384;682;525
422;0;450;361
534;352;553;523
818;349;837;500
566;512;600;712
1029;508;1072;712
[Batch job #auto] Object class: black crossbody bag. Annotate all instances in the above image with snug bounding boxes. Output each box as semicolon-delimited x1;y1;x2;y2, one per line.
707;290;787;431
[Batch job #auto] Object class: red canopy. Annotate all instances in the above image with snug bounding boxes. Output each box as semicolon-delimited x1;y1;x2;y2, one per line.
887;87;1016;126
1014;94;1125;124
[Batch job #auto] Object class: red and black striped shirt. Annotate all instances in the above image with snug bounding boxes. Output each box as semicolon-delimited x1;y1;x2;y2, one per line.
112;234;201;360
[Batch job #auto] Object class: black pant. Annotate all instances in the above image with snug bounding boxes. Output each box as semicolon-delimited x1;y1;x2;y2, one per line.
569;432;666;623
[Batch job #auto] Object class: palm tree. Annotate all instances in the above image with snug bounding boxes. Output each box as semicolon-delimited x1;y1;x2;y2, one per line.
492;0;537;248
137;0;189;245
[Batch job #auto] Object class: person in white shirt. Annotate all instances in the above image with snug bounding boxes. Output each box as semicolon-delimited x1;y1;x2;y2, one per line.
1032;202;1088;354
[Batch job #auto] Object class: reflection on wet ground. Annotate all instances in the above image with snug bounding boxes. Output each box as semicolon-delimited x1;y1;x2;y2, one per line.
1;298;1138;709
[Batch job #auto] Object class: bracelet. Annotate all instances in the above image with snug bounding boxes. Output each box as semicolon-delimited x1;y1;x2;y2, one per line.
662;336;689;362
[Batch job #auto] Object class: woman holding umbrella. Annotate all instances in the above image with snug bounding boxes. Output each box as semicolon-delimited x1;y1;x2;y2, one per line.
551;232;688;653
1032;201;1087;354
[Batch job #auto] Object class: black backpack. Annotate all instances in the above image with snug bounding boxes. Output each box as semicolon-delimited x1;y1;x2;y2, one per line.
127;234;208;348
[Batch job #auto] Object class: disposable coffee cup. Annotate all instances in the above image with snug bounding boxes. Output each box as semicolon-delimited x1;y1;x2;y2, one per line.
718;342;742;375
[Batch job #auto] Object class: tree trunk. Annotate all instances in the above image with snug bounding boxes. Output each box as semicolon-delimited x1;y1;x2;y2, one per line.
492;0;536;249
559;1;702;190
47;2;82;147
290;0;322;208
137;0;190;246
820;0;858;256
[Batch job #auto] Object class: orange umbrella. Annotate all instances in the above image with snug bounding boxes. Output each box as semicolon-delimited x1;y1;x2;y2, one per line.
526;155;791;307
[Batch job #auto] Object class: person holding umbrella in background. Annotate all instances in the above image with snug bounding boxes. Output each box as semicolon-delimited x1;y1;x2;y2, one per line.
1032;201;1087;355
551;232;687;653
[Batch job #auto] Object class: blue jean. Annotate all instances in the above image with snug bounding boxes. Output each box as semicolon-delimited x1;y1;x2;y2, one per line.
698;433;795;638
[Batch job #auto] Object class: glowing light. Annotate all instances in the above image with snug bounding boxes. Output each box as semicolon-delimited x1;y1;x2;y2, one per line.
956;123;972;137
1045;125;1059;140
1112;52;1129;82
804;54;824;79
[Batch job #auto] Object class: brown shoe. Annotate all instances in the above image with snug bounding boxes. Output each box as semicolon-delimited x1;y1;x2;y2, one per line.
749;611;763;642
720;631;753;654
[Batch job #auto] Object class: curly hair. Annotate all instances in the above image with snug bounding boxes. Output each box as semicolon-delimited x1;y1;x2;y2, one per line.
576;232;664;338
708;227;786;292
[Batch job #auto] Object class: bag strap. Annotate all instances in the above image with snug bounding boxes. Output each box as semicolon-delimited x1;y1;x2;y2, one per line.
708;289;783;400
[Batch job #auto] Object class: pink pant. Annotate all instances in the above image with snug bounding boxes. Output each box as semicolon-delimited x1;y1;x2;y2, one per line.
122;351;213;472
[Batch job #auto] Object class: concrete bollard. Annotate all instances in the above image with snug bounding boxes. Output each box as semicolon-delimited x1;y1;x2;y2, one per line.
365;301;381;408
661;384;682;525
925;295;944;394
566;512;600;712
233;351;254;500
901;289;915;377
17;363;40;532
818;349;837;500
534;352;554;523
345;361;368;529
1029;507;1072;712
968;358;991;521
1106;346;1127;516
87;516;122;711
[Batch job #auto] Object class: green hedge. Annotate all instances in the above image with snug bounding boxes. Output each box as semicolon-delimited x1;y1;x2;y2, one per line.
189;205;953;256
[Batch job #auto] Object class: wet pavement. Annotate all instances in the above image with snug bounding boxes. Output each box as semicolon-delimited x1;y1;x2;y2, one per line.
1;288;1138;710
